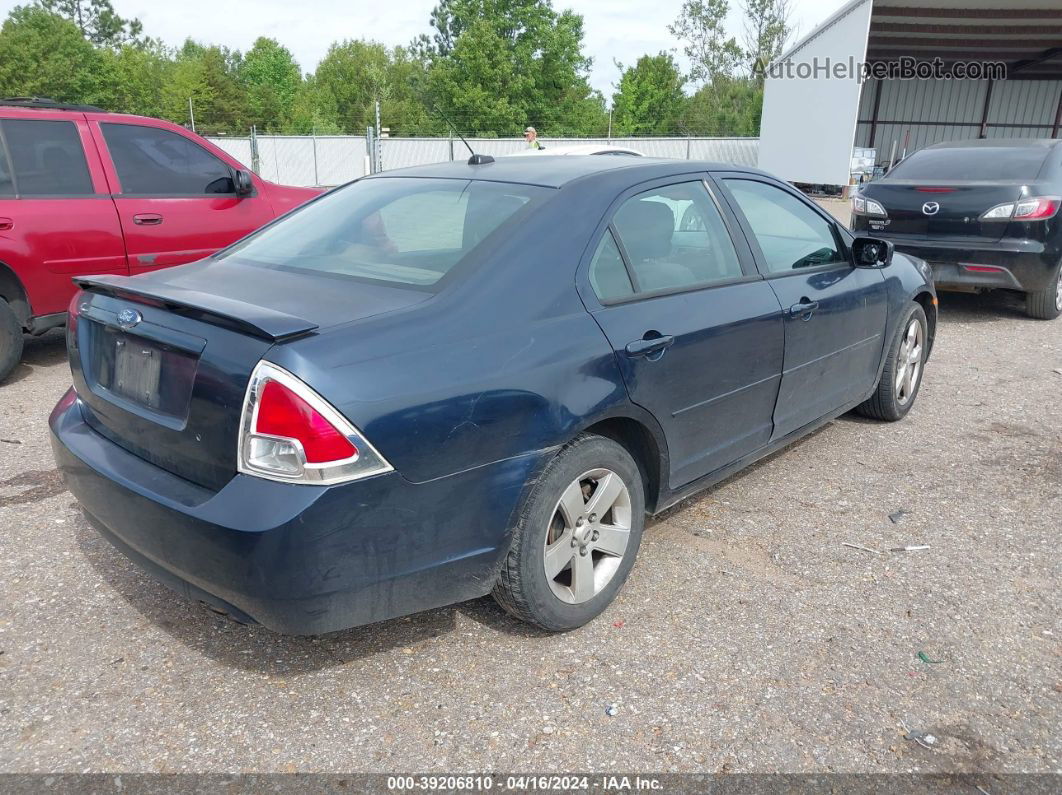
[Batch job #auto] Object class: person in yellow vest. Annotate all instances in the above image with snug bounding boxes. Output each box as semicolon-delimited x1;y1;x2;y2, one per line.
524;126;541;149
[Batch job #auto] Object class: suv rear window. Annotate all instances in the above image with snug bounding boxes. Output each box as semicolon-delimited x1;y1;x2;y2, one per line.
0;119;94;196
887;146;1050;181
220;177;548;289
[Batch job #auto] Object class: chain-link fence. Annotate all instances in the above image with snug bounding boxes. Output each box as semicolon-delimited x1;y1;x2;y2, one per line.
206;133;760;187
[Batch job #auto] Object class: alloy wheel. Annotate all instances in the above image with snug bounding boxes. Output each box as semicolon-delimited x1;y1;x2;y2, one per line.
543;468;632;604
894;318;924;406
1055;268;1062;312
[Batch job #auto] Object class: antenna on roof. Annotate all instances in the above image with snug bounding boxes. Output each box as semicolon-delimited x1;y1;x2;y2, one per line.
431;104;494;166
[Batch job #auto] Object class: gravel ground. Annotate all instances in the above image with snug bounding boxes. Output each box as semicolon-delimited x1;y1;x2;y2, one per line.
1;240;1060;774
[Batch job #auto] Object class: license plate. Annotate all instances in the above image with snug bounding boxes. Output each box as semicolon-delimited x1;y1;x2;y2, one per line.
112;338;162;409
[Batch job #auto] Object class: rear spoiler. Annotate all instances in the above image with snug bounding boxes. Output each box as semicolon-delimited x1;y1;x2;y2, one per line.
74;275;319;342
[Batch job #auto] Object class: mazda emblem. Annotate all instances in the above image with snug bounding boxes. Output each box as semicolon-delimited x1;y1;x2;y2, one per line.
116;308;143;330
922;201;940;216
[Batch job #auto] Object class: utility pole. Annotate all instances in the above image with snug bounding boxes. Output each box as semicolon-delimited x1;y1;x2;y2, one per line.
607;109;612;143
188;98;196;133
375;99;382;173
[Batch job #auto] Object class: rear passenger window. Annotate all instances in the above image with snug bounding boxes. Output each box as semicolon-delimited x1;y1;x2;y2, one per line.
588;229;634;302
590;181;742;301
1;119;94;196
102;123;234;196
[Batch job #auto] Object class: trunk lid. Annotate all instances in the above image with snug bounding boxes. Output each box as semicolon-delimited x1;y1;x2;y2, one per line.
860;181;1027;243
70;261;431;491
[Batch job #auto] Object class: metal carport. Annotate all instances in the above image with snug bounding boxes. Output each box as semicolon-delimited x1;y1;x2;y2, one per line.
758;0;1062;186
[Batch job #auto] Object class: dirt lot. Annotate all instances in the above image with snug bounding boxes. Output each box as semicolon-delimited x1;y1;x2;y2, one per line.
1;214;1060;773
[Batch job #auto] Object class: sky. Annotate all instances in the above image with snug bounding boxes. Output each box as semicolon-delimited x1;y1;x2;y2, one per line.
1;0;852;97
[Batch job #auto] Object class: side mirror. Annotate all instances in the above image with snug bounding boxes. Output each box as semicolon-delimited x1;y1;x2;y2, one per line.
852;236;893;268
234;169;253;197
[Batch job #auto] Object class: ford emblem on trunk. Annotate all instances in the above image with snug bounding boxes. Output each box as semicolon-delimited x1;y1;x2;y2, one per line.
922;201;940;216
116;308;143;330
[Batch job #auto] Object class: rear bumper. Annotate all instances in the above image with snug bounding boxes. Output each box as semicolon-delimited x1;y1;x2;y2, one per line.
51;390;547;635
885;239;1058;293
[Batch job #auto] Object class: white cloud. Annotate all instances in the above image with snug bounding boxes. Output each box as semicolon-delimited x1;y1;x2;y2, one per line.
0;0;851;97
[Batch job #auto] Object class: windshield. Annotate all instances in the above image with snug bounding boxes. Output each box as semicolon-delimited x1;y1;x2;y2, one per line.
887;146;1049;182
220;177;549;289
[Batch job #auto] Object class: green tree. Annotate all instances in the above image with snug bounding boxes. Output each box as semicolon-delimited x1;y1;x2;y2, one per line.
420;0;606;136
98;40;173;117
288;75;341;134
0;5;106;103
742;0;792;82
239;37;302;132
610;53;686;136
668;0;743;86
313;39;390;133
160;40;247;133
680;77;762;135
37;0;143;48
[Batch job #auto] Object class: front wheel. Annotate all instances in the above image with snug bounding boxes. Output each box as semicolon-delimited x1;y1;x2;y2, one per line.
1025;263;1062;320
0;298;24;384
493;434;645;631
856;302;928;422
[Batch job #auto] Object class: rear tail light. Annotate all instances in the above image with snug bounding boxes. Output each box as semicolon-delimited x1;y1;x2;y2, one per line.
238;361;392;485
980;196;1061;222
852;195;886;217
66;291;84;352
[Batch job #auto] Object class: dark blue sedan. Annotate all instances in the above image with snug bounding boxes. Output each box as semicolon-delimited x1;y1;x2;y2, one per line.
50;157;936;634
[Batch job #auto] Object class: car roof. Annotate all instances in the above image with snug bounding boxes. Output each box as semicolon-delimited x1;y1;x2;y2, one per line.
367;156;765;189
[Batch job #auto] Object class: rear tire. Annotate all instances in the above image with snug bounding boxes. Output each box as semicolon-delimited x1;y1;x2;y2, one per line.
856;302;927;422
1024;263;1062;320
0;298;23;384
493;433;645;631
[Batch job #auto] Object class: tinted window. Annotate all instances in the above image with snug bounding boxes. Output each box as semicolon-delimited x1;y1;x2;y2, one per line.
0;138;13;196
102;123;234;195
724;179;846;273
604;181;742;297
221;177;546;289
887;146;1049;181
1;119;93;196
588;229;634;301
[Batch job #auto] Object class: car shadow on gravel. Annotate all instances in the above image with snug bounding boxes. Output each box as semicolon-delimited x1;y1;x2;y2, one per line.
936;290;1028;323
74;519;550;675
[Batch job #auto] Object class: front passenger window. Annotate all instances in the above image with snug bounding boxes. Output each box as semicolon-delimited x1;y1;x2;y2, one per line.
723;179;846;273
102;123;235;196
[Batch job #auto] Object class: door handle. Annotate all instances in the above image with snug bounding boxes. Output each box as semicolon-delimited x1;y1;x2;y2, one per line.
133;213;163;226
625;335;675;358
0;217;12;231
788;299;820;320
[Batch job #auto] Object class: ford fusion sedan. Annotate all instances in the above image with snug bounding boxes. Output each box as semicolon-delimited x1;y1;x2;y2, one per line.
51;157;936;634
851;138;1062;320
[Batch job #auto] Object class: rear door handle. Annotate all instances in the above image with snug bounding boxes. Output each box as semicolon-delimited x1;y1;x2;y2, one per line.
133;213;163;226
0;217;12;231
789;299;820;319
625;335;675;358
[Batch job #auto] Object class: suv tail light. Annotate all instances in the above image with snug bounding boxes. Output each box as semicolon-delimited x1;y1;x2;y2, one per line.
981;196;1061;222
238;362;392;485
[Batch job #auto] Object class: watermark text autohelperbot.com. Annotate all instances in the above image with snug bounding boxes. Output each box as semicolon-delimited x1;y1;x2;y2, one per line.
762;56;1007;82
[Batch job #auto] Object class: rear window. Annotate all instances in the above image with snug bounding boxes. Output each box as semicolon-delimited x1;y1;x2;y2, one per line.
0;119;94;196
887;146;1050;181
220;178;548;289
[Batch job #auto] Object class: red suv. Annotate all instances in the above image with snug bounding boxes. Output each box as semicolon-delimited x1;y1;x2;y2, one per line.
0;98;321;382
